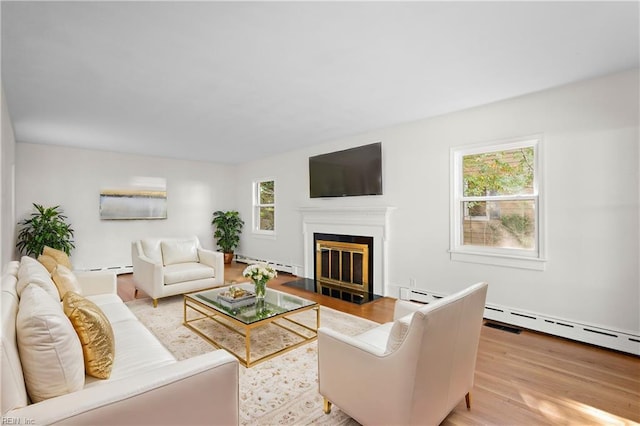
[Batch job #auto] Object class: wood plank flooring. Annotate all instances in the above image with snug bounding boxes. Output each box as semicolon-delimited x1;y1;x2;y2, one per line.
118;262;640;425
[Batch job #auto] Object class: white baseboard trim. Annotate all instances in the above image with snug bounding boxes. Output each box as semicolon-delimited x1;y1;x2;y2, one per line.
234;254;304;276
400;288;640;356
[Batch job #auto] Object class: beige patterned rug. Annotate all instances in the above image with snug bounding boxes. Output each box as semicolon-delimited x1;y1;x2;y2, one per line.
126;295;378;425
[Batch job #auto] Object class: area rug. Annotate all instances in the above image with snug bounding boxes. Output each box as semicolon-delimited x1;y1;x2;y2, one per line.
126;295;379;425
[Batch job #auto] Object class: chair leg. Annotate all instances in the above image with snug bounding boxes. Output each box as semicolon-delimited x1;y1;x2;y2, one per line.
465;392;471;410
323;398;332;414
153;299;158;308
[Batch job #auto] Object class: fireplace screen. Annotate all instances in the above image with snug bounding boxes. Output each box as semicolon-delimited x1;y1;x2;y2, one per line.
316;240;369;294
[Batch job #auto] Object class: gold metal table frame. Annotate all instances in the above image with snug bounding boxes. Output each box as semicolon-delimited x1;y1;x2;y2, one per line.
183;287;320;367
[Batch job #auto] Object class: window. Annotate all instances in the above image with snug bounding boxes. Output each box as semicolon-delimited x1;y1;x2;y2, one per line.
451;137;545;269
253;179;275;234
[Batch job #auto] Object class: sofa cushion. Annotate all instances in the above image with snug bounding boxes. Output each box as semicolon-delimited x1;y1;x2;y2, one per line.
86;294;139;324
354;322;394;352
161;239;199;266
83;318;175;388
141;239;163;264
63;292;115;379
52;264;82;300
42;246;73;270
16;256;60;302
16;284;85;403
163;262;215;285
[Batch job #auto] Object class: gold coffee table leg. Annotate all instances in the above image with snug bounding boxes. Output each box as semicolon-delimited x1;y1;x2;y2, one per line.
246;328;251;367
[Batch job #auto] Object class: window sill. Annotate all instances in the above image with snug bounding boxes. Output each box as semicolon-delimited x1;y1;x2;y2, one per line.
252;231;276;240
449;250;546;271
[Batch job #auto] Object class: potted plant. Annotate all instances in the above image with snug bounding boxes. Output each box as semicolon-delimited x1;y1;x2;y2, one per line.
16;204;75;257
211;210;244;264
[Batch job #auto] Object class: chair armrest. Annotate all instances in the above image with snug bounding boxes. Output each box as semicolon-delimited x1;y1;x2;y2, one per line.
198;248;224;280
318;327;416;423
8;350;239;426
393;299;423;320
132;254;164;298
319;327;386;357
318;328;387;386
74;270;117;296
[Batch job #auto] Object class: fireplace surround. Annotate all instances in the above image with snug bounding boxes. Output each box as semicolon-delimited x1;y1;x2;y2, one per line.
299;206;394;297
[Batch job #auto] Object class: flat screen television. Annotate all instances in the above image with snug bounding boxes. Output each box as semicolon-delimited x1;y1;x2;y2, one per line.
309;142;383;198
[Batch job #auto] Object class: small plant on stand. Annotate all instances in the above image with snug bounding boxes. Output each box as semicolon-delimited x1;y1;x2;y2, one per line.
211;210;244;264
16;204;75;257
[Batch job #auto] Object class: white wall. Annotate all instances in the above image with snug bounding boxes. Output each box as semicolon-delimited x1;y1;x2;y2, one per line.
1;86;16;267
15;144;236;270
8;70;639;336
235;69;639;335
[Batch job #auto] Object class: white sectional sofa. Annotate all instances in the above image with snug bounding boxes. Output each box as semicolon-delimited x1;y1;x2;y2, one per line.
1;257;239;425
132;236;225;307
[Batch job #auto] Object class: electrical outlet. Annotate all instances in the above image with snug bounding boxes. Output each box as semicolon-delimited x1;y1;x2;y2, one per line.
409;278;416;288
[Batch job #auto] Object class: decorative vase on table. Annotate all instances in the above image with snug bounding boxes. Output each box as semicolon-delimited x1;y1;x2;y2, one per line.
242;263;277;302
253;279;267;300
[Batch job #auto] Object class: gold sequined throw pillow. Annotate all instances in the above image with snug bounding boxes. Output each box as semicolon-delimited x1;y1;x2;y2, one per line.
62;292;115;379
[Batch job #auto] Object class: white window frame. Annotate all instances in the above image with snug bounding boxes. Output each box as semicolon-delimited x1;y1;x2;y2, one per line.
450;136;546;270
252;178;276;237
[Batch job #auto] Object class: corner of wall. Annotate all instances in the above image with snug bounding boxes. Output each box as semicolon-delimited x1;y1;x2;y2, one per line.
1;85;17;266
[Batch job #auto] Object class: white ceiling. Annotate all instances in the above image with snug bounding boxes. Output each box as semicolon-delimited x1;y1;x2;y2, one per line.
2;1;638;164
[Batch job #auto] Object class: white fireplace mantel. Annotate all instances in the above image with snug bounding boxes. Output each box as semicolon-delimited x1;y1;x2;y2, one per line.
299;206;395;296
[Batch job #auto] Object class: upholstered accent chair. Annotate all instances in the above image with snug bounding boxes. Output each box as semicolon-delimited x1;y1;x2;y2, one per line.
132;237;225;307
318;281;488;425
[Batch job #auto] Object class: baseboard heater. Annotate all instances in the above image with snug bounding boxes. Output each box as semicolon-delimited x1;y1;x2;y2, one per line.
400;288;640;356
484;321;522;334
234;254;303;276
84;265;133;275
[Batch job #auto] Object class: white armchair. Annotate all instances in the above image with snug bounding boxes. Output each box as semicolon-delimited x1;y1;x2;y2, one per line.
318;282;488;426
132;237;225;307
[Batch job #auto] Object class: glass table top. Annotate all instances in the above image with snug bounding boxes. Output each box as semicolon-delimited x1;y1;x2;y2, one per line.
186;282;317;325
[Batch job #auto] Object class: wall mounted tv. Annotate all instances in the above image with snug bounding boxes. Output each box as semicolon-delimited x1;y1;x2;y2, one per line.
309;142;383;198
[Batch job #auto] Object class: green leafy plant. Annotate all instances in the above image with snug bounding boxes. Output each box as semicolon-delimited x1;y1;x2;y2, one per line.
501;214;533;246
16;204;75;257
463;147;534;197
211;210;244;253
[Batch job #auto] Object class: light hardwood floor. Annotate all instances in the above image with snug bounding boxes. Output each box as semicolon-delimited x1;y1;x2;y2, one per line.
118;262;640;425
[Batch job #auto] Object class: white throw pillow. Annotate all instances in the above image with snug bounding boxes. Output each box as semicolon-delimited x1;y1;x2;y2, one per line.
161;239;199;266
17;284;85;402
16;256;60;302
140;239;163;263
385;313;414;354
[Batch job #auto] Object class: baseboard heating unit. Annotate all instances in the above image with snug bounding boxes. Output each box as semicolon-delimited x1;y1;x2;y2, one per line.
400;288;639;356
484;321;522;334
234;254;303;276
84;265;133;275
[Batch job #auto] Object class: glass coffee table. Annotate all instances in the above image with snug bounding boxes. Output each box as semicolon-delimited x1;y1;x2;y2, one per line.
183;283;319;367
